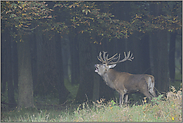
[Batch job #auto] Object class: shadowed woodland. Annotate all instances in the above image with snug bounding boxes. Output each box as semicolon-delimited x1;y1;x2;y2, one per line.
1;1;182;111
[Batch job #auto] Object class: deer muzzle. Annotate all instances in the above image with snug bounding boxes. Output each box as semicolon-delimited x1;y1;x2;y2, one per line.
95;64;99;72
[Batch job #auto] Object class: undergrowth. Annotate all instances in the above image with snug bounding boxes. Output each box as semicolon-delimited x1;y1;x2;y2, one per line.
1;86;182;122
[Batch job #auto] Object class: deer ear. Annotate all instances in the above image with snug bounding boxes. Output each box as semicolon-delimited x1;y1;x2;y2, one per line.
109;64;116;68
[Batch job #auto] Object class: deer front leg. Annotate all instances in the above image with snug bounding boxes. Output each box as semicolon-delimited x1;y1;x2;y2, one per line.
119;93;124;107
119;94;122;106
124;94;128;104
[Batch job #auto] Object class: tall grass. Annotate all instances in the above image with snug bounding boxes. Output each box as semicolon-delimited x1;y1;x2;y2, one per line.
1;86;182;122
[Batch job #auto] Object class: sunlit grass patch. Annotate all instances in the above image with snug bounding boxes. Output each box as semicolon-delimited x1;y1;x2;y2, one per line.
1;86;182;122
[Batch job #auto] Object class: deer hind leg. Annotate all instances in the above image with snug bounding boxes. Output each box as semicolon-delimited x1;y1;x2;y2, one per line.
119;94;122;105
142;90;153;101
140;83;153;101
150;88;157;97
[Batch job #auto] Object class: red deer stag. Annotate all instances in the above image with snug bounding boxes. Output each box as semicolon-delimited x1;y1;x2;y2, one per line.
95;51;157;106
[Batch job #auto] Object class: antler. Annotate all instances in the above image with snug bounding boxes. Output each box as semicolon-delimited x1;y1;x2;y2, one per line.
97;51;134;65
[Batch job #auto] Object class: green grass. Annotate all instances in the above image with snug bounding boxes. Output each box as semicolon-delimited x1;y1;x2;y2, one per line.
1;87;182;122
64;78;79;101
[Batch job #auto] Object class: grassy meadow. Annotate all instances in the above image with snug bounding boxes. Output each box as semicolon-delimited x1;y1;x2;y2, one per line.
1;86;182;122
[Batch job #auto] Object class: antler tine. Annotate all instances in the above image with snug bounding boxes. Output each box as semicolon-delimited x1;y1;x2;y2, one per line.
97;51;110;64
107;53;118;61
128;52;134;61
106;54;109;60
97;56;102;62
103;51;107;62
119;51;134;62
118;53;121;62
97;52;104;63
126;51;134;61
97;51;133;65
108;51;134;64
108;53;120;64
108;55;120;63
103;52;120;65
124;52;127;58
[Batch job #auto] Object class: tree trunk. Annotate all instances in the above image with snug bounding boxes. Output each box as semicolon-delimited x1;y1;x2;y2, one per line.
169;32;177;83
158;30;170;92
149;30;170;93
149;2;170;93
55;34;70;104
128;31;151;74
35;27;45;95
180;32;182;76
17;35;34;110
61;34;71;82
30;30;37;92
92;42;100;101
1;38;7;94
69;29;80;85
75;33;94;103
2;29;17;108
7;36;17;108
12;39;18;92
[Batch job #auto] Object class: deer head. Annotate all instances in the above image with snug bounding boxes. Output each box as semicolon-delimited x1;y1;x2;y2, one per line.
95;51;134;75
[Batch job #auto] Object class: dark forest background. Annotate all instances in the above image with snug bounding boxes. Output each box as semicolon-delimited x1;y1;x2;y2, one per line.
1;1;182;110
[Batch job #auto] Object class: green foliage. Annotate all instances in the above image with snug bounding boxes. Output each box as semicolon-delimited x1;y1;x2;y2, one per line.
171;70;182;91
1;1;182;42
64;79;79;101
52;1;182;42
110;100;116;106
1;1;53;41
151;94;164;105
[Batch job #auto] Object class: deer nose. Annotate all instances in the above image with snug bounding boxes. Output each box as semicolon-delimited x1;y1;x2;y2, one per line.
94;64;98;68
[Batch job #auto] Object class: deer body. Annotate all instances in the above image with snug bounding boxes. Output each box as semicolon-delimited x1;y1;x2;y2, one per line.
95;51;156;106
